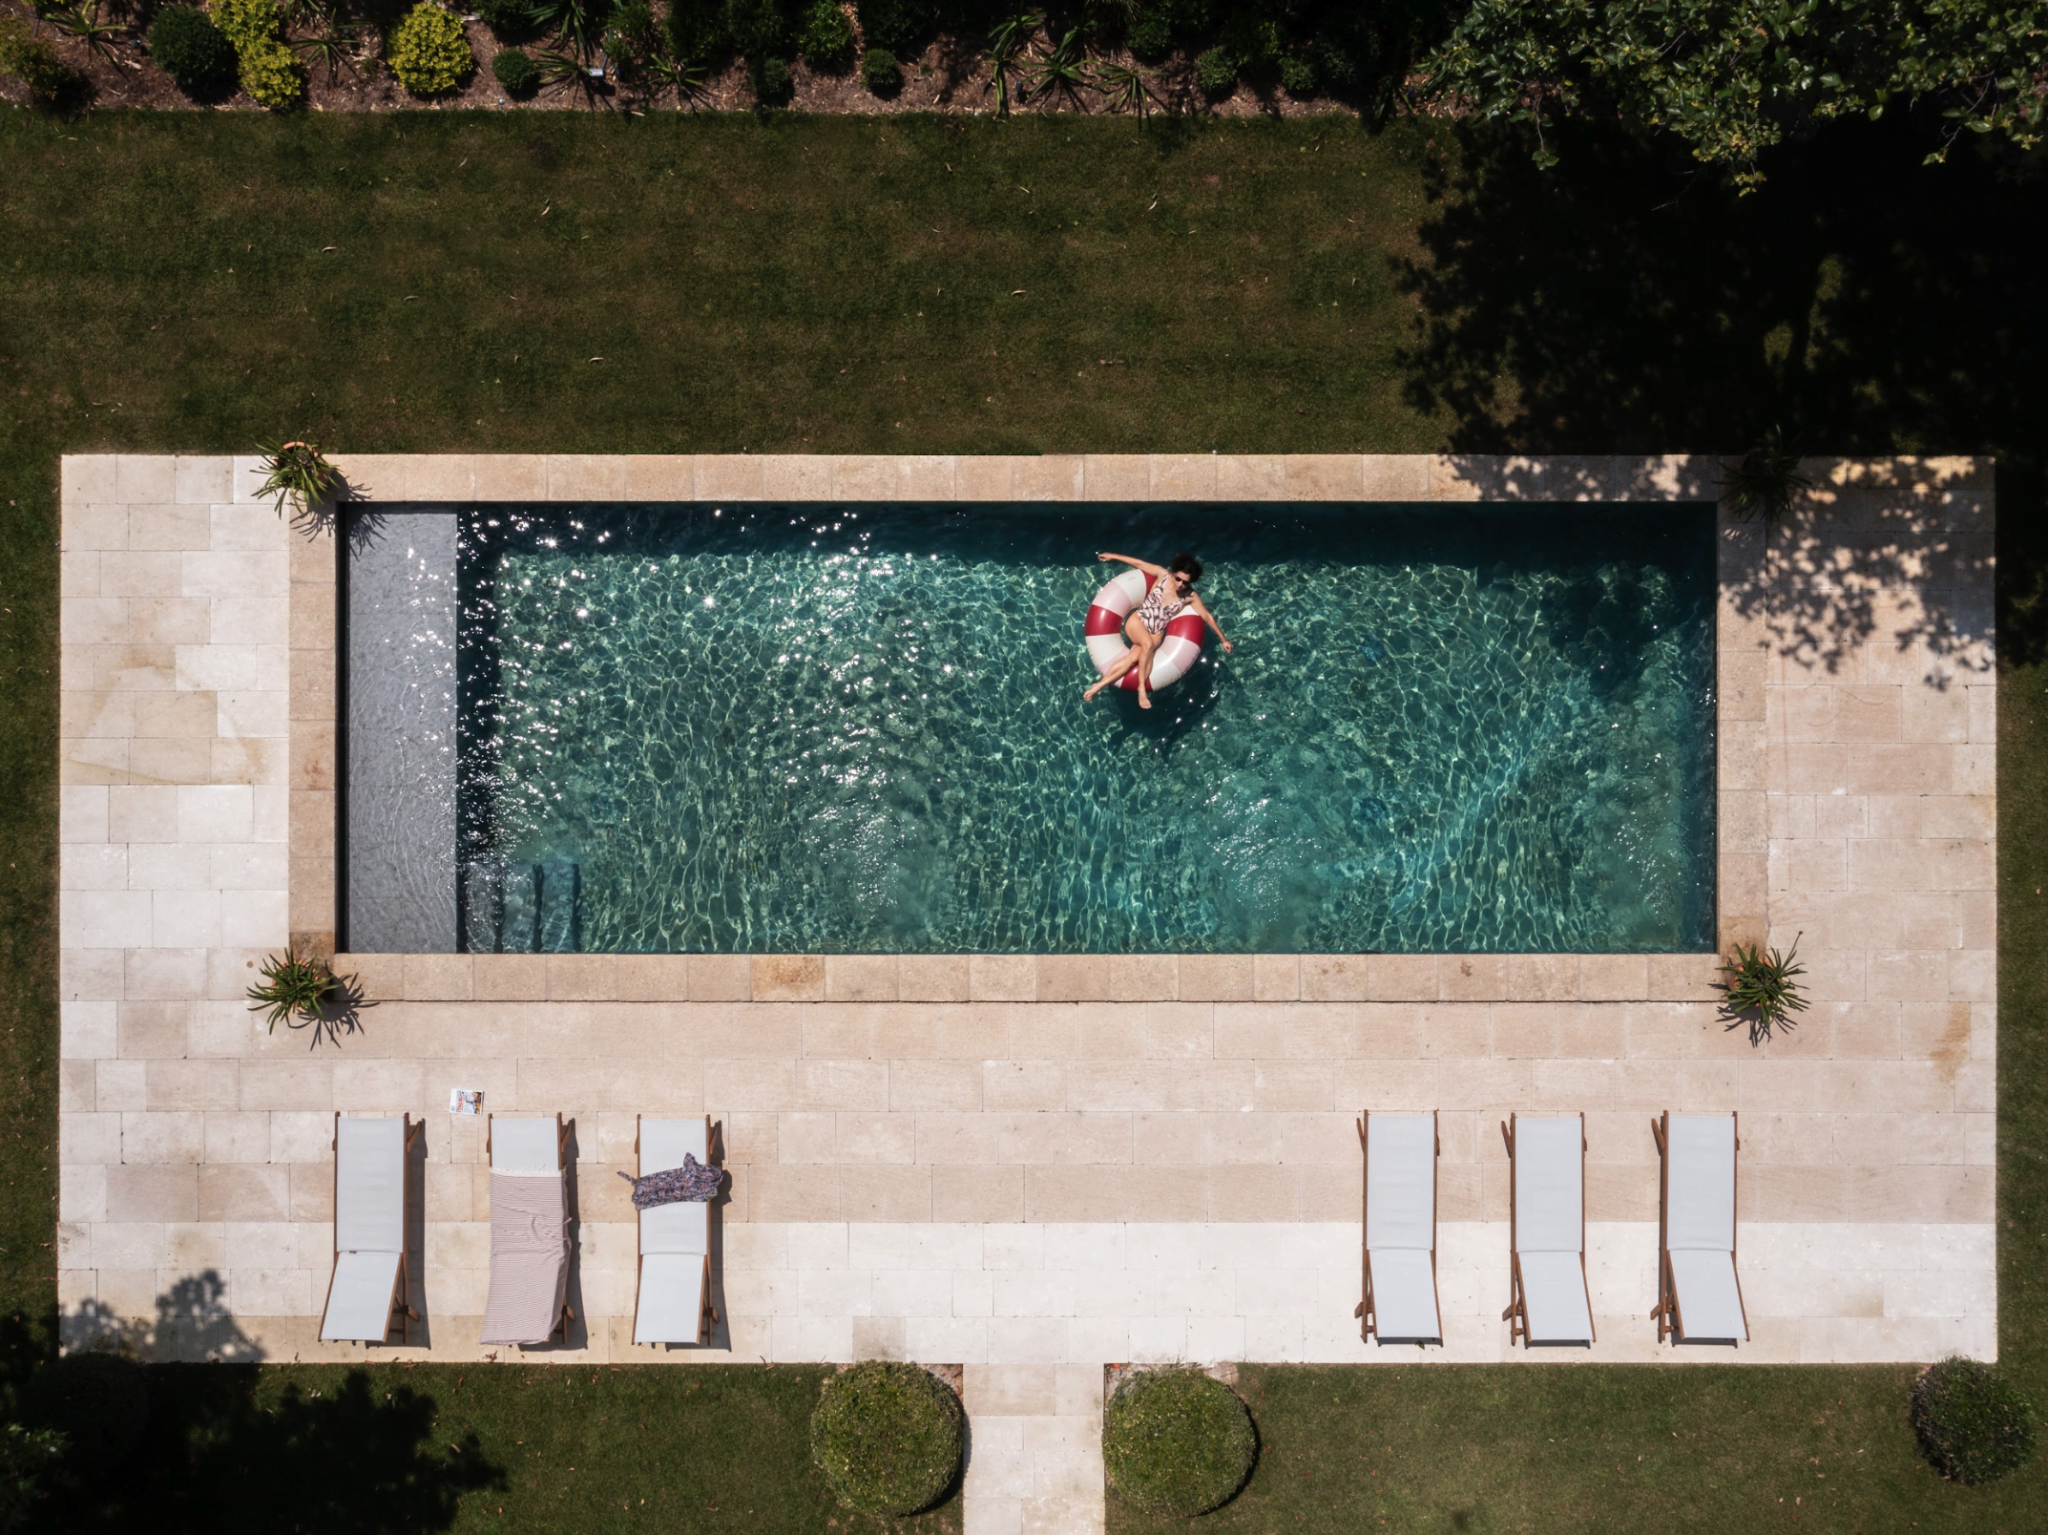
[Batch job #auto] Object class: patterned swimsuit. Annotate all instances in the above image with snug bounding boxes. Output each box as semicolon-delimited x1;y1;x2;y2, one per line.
1134;576;1191;636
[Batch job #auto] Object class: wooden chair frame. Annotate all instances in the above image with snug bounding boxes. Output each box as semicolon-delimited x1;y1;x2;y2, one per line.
1353;1110;1442;1344
631;1114;722;1347
485;1111;577;1342
320;1112;423;1346
1499;1111;1595;1347
1650;1110;1748;1344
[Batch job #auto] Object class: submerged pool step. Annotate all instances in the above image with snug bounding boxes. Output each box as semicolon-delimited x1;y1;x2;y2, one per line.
463;859;578;953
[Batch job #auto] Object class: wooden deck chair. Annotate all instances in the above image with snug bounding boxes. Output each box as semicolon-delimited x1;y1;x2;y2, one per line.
632;1115;719;1346
1355;1111;1443;1344
319;1113;421;1344
1651;1111;1749;1344
1500;1112;1595;1346
480;1113;575;1346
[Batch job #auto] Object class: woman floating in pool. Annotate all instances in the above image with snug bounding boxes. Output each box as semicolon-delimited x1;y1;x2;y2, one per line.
1083;551;1233;710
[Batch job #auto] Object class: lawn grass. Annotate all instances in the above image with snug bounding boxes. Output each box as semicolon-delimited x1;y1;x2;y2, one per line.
1;106;2043;1531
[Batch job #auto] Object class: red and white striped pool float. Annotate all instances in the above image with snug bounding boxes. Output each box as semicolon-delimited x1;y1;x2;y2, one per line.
1084;568;1206;692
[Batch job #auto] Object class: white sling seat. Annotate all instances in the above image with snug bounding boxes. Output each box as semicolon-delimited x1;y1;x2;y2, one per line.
1503;1114;1595;1346
1358;1112;1442;1344
320;1115;419;1344
1655;1112;1749;1344
633;1116;716;1346
480;1113;573;1347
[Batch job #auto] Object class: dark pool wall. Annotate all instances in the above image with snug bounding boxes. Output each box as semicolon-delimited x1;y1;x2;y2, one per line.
343;508;459;953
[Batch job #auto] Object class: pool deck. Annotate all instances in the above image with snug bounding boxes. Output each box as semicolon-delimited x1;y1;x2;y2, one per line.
57;454;1993;1532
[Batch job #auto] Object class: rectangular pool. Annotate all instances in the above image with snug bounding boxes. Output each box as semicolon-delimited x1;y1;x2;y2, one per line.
345;501;1717;954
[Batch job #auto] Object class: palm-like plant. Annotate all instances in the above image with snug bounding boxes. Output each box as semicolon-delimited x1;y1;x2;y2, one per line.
984;11;1039;116
254;441;342;521
42;0;125;62
1023;23;1087;107
1092;58;1154;117
529;0;607;58
642;48;706;104
1717;932;1808;1045
1718;427;1812;529
246;950;338;1033
292;20;359;83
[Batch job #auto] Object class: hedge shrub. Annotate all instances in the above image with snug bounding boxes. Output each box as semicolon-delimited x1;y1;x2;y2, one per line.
810;1362;964;1517
492;44;538;93
1126;6;1170;62
0;11;81;102
665;0;725;62
1193;44;1233;97
475;0;533;34
1911;1358;2037;1485
854;0;926;58
213;0;305;107
388;2;475;94
1103;1368;1256;1516
797;0;853;69
750;51;791;101
22;1353;150;1472
149;4;238;97
724;0;790;58
859;44;896;94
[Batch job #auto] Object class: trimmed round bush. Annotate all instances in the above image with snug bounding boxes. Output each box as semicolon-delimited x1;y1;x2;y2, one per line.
389;2;476;94
238;34;305;107
797;0;853;70
810;1361;964;1517
1103;1368;1256;1517
725;0;791;58
1193;45;1235;98
1911;1357;2037;1485
859;44;897;95
1279;51;1315;97
854;0;926;58
492;45;539;93
148;4;238;98
22;1353;150;1471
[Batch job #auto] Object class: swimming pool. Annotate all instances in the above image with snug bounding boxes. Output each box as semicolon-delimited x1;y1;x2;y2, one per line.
382;500;1714;955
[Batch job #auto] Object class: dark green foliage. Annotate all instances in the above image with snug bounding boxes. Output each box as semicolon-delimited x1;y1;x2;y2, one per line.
1193;42;1232;96
0;11;81;101
797;0;854;68
474;0;536;34
809;1362;964;1517
0;1423;64;1534
664;0;727;60
726;0;791;57
492;44;539;92
147;2;236;96
1217;10;1278;81
245;949;337;1032
1103;1368;1256;1516
855;0;928;57
21;1354;148;1472
1911;1358;2037;1485
1278;49;1314;95
751;50;792;99
1717;933;1808;1045
1125;4;1168;62
603;0;655;67
859;42;897;93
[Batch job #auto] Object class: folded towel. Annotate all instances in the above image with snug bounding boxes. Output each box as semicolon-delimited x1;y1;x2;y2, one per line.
480;1170;569;1346
618;1153;722;1208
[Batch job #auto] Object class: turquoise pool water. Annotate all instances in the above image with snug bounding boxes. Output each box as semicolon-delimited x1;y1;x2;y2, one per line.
454;502;1715;953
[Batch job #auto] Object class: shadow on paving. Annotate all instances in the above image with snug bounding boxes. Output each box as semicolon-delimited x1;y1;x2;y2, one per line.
1397;115;2048;671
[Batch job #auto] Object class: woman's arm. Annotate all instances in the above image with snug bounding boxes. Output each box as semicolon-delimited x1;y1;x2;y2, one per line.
1097;551;1166;577
1192;594;1234;652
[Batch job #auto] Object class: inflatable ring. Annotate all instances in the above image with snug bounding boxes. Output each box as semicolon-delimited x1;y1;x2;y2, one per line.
1084;568;1206;692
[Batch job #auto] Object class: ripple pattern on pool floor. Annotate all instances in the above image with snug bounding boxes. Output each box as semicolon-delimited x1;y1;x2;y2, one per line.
455;503;1716;953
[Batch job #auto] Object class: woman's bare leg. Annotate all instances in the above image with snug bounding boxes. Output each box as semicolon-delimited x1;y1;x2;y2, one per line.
1083;646;1140;700
1135;637;1160;708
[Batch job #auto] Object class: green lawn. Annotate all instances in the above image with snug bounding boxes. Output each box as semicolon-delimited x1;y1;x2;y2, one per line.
1;108;2043;1531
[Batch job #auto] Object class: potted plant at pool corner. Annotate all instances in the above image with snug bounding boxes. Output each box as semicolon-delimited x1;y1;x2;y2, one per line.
246;949;349;1035
254;439;344;527
1715;931;1808;1045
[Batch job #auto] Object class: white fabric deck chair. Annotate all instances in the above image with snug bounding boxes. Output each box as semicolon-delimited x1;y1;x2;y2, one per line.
1501;1113;1595;1346
1355;1111;1442;1344
320;1114;421;1344
480;1113;574;1347
632;1115;718;1346
1652;1111;1749;1344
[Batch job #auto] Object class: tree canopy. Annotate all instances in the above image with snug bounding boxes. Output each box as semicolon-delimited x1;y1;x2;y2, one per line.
1423;0;2048;184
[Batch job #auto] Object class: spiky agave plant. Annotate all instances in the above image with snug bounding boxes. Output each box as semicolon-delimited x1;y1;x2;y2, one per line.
1092;58;1154;117
1718;428;1812;528
246;950;338;1033
1023;23;1088;107
254;440;342;520
1717;932;1808;1044
984;11;1038;116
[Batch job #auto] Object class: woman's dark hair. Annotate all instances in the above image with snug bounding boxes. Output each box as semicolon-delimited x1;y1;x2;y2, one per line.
1169;553;1202;585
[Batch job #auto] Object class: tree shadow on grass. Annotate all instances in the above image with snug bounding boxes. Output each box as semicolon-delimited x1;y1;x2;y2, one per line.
1398;116;2047;669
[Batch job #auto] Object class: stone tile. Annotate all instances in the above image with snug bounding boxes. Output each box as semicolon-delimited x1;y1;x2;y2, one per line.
753;956;824;1003
900;956;971;1002
1177;956;1253;1002
1036;956;1107;1003
827;956;899;1003
971;957;1037;1003
1283;456;1363;500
